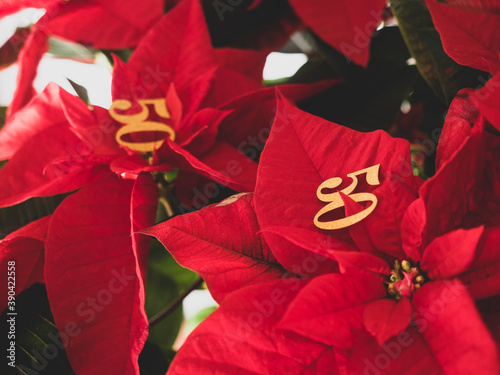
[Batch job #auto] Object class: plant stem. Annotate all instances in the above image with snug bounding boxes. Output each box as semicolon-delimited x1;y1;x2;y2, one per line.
149;276;204;327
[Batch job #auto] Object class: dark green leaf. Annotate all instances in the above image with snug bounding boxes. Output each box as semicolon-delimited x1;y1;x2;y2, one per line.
139;341;175;375
389;0;489;104
67;79;90;104
298;27;418;132
1;284;75;374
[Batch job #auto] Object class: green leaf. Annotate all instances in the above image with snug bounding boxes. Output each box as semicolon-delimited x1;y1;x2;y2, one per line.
389;0;488;104
48;37;95;61
1;284;75;374
67;79;90;104
0;106;6;129
144;242;184;352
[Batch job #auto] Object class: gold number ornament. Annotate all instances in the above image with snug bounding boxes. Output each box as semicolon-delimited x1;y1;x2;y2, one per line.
313;164;381;230
109;98;176;153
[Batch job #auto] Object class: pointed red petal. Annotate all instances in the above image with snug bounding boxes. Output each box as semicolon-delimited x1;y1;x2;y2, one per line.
168;279;339;375
435;88;477;170
0;126;112;208
459;226;500;300
474;72;500;132
336;327;442;374
424;0;500;73
7;25;48;116
262;226;391;276
421;226;484;280
417;118;498;248
413;280;500;374
255;94;415;265
279;273;386;347
127;0;215;93
158;139;256;192
45;176;151;375
401;198;427;262
363;298;412;345
218;82;338;149
0;216;51;310
142;193;286;303
0;83;69;159
46;0;163;48
288;0;387;67
214;47;266;84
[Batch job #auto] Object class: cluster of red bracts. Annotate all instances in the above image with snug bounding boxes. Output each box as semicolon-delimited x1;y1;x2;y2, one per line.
0;0;499;374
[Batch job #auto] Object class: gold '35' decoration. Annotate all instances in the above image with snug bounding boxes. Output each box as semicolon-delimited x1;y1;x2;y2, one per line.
109;98;176;153
313;164;381;230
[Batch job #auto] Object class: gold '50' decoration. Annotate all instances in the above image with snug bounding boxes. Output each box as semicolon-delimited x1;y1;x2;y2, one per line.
109;98;176;153
313;164;381;230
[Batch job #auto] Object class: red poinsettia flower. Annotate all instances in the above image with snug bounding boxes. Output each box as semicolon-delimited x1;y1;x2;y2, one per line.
0;0;171;116
146;92;500;373
424;0;500;74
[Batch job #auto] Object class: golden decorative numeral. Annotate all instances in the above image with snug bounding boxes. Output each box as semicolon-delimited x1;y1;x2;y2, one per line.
109;98;176;153
313;164;381;230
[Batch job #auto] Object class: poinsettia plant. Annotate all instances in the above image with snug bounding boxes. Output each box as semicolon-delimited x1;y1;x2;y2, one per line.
0;0;499;374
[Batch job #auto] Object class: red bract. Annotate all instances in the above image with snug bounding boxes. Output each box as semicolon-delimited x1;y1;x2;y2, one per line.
143;193;289;304
288;0;387;67
0;0;168;115
0;215;50;310
44;174;156;375
250;0;387;66
148;93;500;373
424;0;500;74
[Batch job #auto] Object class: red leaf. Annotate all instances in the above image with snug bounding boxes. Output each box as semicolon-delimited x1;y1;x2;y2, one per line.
435;88;477;170
412;280;500;374
46;0;164;49
7;25;48;116
474;72;500;132
0;216;51;310
125;0;216;95
336;327;442;374
262;226;391;276
417;118;497;248
45;176;152;375
401;198;427;262
279;273;386;347
143;193;287;303
459;226;500;300
0;83;69;160
218;82;338;149
288;0;387;67
424;0;500;74
421;226;484;280
168;279;340;375
363;298;412;345
254;94;415;266
158;139;256;193
0;125;112;208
